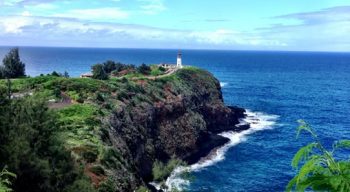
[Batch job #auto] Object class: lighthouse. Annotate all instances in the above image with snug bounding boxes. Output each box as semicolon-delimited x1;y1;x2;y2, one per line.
177;51;182;68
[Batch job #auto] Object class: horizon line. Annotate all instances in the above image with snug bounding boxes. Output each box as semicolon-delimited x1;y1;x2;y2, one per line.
0;45;350;54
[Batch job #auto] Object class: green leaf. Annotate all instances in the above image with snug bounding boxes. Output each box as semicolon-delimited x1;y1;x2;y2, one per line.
335;140;350;149
296;120;317;139
286;176;297;192
292;142;318;168
296;156;320;184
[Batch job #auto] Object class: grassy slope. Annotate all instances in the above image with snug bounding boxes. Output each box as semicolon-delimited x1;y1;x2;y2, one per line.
0;66;217;190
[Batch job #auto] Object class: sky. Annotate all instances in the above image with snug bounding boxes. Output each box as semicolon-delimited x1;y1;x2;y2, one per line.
0;0;350;51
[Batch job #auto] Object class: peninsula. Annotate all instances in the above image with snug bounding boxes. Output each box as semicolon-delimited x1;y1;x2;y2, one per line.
0;50;248;192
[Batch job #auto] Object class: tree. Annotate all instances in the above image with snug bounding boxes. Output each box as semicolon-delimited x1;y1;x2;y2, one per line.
137;63;151;75
92;64;108;80
0;66;4;79
2;48;25;78
286;120;350;192
103;60;117;74
51;71;61;77
0;96;81;192
64;71;69;78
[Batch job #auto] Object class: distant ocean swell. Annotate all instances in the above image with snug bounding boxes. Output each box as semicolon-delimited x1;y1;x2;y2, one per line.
163;110;279;191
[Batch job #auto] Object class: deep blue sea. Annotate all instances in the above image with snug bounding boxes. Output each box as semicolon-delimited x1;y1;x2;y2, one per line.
1;47;350;191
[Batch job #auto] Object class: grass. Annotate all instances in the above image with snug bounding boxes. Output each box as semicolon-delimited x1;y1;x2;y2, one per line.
56;104;105;164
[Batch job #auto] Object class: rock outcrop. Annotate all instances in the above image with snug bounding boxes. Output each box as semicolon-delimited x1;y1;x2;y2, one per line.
106;67;246;189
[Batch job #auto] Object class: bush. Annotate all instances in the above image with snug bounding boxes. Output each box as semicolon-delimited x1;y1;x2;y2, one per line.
89;165;105;176
159;66;166;72
64;178;96;192
136;186;149;192
138;64;151;75
92;64;108;80
152;158;184;182
98;178;116;192
101;148;122;169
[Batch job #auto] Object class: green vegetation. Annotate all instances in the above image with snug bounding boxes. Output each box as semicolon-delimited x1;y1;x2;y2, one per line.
0;48;25;79
286;120;350;192
137;63;151;75
51;71;69;78
152;158;185;182
150;65;166;76
0;167;16;192
135;186;149;192
0;49;216;191
0;94;90;192
92;64;108;80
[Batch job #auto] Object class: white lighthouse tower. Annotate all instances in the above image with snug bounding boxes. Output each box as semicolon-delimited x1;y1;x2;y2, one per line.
177;51;183;68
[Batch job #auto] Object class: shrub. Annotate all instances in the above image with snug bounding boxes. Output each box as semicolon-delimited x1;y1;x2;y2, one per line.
101;148;121;169
152;158;184;182
92;64;108;80
98;178;116;192
159;66;166;72
138;63;151;75
64;178;96;192
89;165;105;176
136;186;149;192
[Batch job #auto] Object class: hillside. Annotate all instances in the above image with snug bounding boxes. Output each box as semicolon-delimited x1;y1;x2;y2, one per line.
0;67;246;191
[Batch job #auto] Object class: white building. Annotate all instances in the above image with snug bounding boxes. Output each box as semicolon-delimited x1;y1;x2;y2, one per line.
177;51;183;68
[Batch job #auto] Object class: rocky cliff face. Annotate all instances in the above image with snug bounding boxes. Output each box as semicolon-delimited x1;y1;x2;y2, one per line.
106;67;246;190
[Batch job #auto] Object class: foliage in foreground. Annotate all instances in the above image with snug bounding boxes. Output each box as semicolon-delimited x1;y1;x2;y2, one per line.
0;167;16;192
0;94;95;192
286;120;350;192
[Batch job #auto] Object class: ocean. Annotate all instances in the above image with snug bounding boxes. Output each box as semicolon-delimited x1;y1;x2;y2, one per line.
1;47;350;191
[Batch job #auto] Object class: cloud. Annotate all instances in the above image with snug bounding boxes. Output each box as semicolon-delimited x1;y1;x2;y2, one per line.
138;0;166;15
275;6;350;25
0;5;349;51
0;0;58;6
255;6;350;51
52;7;129;20
0;15;284;49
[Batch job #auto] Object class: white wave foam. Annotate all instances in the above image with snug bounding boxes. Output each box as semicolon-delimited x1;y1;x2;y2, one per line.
220;82;228;87
163;110;279;191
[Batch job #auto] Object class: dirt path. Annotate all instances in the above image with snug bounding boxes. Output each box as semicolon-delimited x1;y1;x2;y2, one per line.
132;67;179;80
48;92;73;109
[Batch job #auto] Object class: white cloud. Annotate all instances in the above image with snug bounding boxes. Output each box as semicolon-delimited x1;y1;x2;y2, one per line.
138;0;166;15
52;7;129;20
21;11;32;16
1;0;22;6
1;17;33;33
1;6;350;51
0;15;286;49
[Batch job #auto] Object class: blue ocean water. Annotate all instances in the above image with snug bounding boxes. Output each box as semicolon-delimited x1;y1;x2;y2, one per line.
1;47;350;191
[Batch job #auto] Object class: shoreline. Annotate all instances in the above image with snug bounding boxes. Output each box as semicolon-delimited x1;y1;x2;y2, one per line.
163;109;279;191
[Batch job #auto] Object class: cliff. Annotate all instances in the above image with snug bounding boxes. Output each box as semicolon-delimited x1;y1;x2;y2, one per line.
0;67;246;191
105;67;246;190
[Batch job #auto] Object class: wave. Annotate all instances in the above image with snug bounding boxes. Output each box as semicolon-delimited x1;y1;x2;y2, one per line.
220;82;228;87
164;110;279;191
